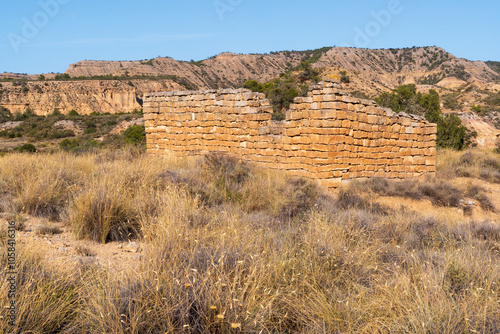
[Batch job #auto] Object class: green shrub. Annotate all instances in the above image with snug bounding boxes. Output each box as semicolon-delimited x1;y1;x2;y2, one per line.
124;125;146;145
84;127;97;135
243;79;262;92
375;84;440;117
243;78;303;120
340;71;350;83
471;105;482;113
52;129;75;139
13;143;37;153
54;73;71;80
60;138;102;153
68;109;79;116
60;138;80;151
0;106;11;122
442;93;463;110
242;51;329;119
81;140;103;151
436;114;470;150
484;91;500;107
50;109;62;117
13;107;36;121
375;85;472;150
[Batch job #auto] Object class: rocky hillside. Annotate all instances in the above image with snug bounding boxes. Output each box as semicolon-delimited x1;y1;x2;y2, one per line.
64;47;499;92
1;46;499;117
65;52;307;89
0;79;184;115
316;47;498;96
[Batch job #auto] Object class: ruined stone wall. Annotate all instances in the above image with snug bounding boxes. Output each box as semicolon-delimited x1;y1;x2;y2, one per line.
144;82;436;188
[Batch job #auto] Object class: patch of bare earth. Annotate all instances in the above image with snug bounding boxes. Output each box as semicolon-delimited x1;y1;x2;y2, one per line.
13;216;144;272
53;120;83;135
459;112;500;149
0;121;23;131
110;118;144;134
373;177;500;222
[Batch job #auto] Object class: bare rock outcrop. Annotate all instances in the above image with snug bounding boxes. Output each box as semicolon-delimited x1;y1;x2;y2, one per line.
0;79;182;115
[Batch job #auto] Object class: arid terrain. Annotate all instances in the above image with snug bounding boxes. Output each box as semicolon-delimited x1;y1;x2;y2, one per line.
1;148;500;333
1;47;499;114
0;46;500;333
2;46;499;149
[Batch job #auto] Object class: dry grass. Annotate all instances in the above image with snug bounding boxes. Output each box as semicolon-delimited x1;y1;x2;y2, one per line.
437;148;500;182
75;245;96;257
35;220;63;236
0;245;82;334
0;149;499;332
466;183;496;212
351;177;464;208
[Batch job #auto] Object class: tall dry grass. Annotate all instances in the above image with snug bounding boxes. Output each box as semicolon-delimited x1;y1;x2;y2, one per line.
0;148;499;332
437;148;500;182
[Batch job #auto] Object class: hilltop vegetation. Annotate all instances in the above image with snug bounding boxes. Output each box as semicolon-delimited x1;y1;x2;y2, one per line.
243;65;320;120
1;46;499;120
0;106;145;153
375;84;476;150
486;61;500;74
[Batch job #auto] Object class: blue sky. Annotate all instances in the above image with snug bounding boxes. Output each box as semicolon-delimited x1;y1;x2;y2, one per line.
1;0;499;74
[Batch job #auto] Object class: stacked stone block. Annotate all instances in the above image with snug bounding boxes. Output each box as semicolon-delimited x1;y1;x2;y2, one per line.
144;82;436;188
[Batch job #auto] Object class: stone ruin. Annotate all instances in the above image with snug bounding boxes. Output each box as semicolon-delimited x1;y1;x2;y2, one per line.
144;82;436;188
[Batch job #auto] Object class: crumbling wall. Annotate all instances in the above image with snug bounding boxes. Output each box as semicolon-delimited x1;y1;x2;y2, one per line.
144;82;436;188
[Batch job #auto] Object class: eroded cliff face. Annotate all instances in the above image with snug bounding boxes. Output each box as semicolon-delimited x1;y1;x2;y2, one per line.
0;79;182;115
65;47;499;91
65;52;306;89
1;47;498;116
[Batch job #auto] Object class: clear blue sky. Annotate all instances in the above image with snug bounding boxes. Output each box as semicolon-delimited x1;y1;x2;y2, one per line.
1;0;499;74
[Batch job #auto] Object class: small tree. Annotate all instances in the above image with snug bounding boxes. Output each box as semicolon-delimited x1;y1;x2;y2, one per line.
436;114;468;150
298;61;320;82
376;85;472;150
13;143;37;153
0;106;12;122
243;80;263;92
38;74;45;81
340;71;350;83
124;125;146;145
50;109;62;117
60;138;80;151
471;105;482;113
14;107;36;121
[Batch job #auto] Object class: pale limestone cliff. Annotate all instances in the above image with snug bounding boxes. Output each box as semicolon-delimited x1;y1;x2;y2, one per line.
0;79;182;115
